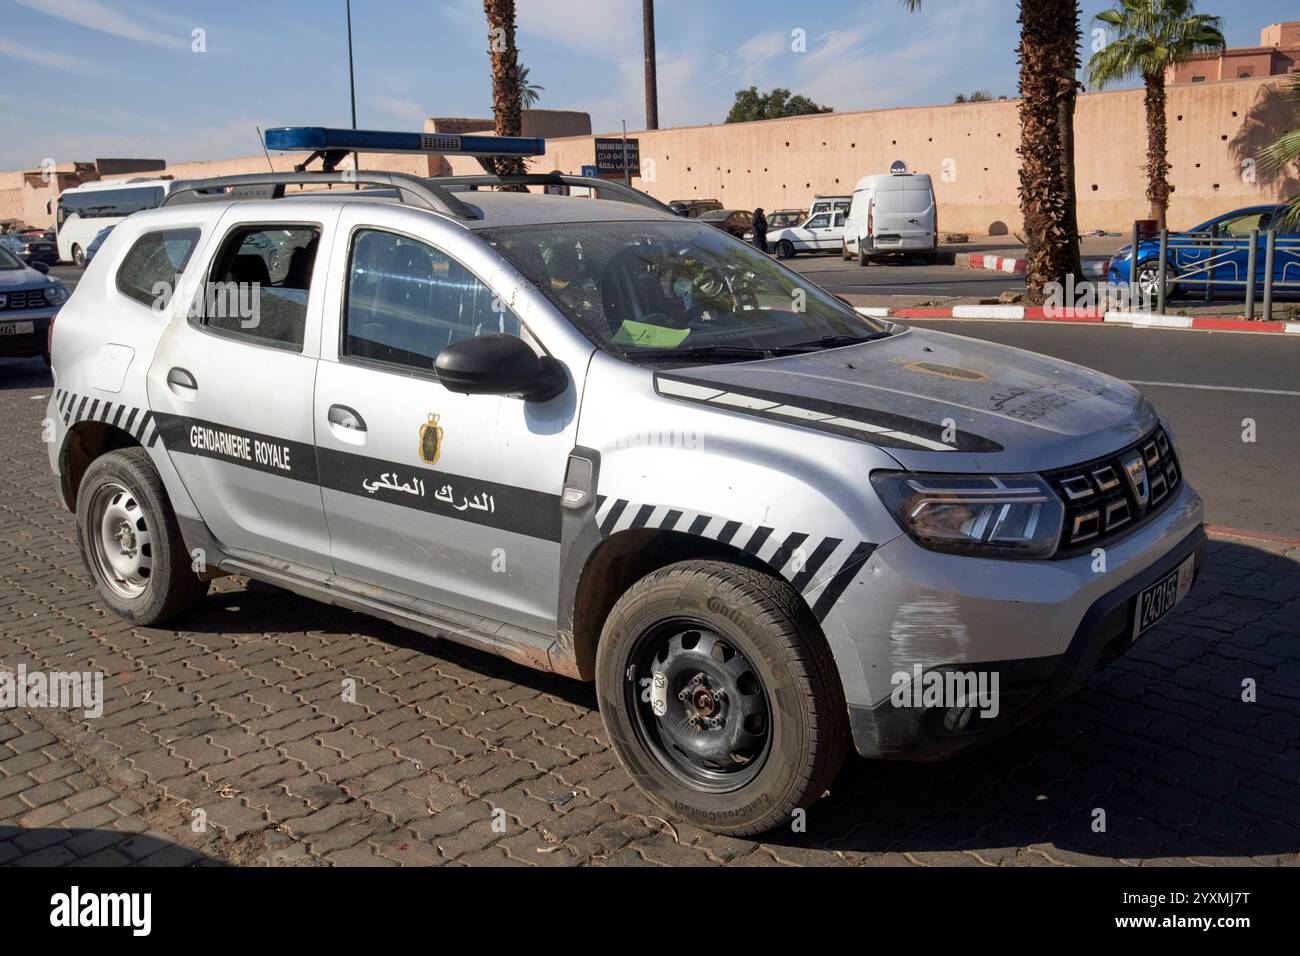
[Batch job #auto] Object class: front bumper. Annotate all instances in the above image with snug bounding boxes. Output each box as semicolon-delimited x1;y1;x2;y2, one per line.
820;479;1205;760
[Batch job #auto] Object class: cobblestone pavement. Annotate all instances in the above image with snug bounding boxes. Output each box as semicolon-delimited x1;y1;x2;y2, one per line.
2;359;1298;867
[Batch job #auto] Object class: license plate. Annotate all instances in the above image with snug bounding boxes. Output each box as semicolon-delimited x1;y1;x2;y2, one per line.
0;321;35;336
1133;555;1196;639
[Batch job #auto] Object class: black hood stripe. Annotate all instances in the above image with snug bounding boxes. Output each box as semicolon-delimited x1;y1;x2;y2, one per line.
656;373;1002;453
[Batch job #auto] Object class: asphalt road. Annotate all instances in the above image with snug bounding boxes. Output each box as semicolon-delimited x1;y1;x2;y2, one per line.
788;251;1022;298
904;318;1300;540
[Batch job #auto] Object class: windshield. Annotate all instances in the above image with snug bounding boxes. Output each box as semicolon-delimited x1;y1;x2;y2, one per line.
480;219;890;365
0;246;22;269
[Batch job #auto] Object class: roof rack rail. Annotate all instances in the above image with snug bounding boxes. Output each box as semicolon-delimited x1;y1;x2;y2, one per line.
161;170;480;220
433;173;674;214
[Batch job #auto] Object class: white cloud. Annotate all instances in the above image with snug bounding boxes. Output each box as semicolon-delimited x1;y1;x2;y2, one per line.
12;0;187;49
0;34;99;72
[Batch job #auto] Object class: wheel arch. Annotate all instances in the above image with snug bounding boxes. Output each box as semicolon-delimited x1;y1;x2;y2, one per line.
568;527;824;682
57;420;145;511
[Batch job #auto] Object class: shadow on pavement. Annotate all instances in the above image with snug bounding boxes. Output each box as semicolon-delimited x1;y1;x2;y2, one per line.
96;523;1300;862
0;825;225;867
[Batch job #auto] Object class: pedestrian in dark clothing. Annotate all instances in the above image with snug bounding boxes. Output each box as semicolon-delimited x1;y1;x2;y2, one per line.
751;208;768;253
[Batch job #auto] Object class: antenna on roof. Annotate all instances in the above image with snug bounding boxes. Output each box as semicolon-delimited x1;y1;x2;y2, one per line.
255;127;275;173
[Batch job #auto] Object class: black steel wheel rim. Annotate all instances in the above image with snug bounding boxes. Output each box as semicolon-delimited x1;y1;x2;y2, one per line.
625;619;772;793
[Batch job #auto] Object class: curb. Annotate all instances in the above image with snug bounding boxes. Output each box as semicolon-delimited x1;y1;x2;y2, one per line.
855;305;1300;334
955;252;1026;274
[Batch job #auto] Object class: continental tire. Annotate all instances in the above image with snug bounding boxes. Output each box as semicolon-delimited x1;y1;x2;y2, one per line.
596;560;849;836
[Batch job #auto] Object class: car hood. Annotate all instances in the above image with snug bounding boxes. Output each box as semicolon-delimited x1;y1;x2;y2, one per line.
0;267;53;290
653;326;1159;472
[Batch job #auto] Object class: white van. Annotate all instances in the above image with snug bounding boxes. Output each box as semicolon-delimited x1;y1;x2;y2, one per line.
808;195;851;220
51;178;176;266
842;173;938;265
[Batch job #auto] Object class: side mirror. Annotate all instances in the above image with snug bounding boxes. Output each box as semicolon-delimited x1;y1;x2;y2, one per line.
434;334;565;401
31;261;49;275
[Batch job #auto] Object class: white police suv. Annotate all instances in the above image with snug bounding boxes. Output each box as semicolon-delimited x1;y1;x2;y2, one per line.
46;128;1205;835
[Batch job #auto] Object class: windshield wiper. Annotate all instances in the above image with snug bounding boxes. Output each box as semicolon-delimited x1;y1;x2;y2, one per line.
624;344;801;362
782;332;893;351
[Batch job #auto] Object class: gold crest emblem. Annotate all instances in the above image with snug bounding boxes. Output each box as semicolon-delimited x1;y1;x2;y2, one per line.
418;413;444;465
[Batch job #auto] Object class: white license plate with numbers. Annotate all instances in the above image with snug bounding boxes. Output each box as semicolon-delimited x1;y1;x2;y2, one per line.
1133;555;1195;639
0;321;34;336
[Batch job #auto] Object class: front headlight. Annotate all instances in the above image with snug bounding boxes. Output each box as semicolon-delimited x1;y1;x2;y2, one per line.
871;472;1064;558
44;284;68;305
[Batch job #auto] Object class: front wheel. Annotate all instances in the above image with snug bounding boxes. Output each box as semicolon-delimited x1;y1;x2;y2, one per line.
596;560;849;836
71;245;85;267
774;240;795;259
1135;259;1178;301
76;448;208;625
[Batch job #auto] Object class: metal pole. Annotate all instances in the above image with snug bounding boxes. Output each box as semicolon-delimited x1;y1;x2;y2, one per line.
1205;223;1217;303
622;121;630;187
1245;227;1259;320
1156;229;1168;314
1129;221;1140;310
1262;228;1276;322
642;0;659;130
347;0;359;181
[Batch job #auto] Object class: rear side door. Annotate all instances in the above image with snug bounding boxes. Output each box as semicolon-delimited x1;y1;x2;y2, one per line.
147;212;335;570
312;208;578;634
875;177;935;248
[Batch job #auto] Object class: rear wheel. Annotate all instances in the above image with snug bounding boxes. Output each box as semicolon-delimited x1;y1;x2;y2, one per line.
596;560;849;836
71;244;85;267
774;240;795;260
857;245;870;267
76;448;208;625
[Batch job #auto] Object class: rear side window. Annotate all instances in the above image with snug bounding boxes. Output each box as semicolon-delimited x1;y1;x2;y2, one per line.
343;228;519;371
201;224;320;350
115;228;201;308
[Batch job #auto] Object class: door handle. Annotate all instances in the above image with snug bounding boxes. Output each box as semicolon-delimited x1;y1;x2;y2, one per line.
167;367;197;390
327;404;366;431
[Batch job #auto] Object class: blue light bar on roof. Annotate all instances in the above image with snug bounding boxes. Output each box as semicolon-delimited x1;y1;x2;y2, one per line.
264;126;545;158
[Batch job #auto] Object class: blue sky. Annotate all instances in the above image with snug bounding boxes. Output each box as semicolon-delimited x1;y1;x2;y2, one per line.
0;0;1293;171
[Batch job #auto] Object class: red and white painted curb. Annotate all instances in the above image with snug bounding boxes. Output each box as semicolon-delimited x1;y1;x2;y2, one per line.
855;304;1300;334
954;252;1027;274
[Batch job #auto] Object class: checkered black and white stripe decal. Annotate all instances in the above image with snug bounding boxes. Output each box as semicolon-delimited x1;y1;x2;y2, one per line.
594;496;876;620
54;388;160;447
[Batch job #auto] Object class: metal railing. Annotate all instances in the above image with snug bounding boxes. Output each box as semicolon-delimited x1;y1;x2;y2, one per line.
1128;221;1300;320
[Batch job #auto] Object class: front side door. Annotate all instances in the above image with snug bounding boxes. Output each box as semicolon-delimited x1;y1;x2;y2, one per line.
312;209;580;634
147;213;335;570
801;213;831;251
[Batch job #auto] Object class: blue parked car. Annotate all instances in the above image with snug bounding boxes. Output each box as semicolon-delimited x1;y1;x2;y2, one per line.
1106;204;1300;299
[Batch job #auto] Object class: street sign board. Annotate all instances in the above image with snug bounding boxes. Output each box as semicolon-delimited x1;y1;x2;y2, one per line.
595;137;640;177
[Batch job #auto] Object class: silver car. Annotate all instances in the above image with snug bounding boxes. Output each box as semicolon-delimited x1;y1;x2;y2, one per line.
45;140;1205;836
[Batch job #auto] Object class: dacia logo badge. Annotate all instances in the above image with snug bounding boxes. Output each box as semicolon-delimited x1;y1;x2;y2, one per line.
418;413;443;465
1122;452;1149;509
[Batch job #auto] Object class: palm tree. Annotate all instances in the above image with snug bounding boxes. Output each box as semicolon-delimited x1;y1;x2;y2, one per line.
1089;0;1225;231
906;0;1080;302
518;63;544;109
483;0;527;180
1261;75;1300;226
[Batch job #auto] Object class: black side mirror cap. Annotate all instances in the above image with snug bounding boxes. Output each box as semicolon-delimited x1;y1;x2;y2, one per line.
32;261;50;275
434;333;566;402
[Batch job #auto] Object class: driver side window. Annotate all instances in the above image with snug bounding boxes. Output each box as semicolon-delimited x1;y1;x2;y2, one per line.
343;229;520;372
808;214;831;229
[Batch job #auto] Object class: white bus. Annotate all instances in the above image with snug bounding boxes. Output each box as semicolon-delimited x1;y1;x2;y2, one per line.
52;178;175;266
